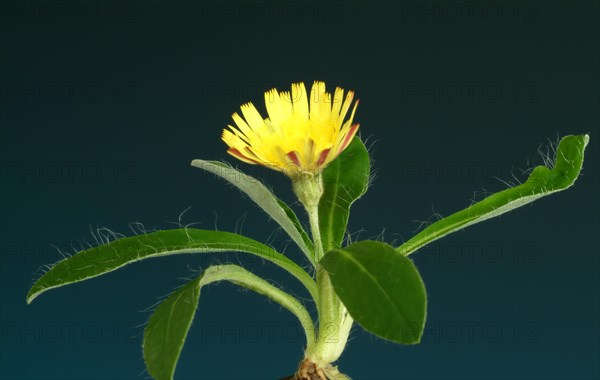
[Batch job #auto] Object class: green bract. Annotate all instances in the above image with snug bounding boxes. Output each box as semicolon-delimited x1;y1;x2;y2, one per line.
27;134;589;380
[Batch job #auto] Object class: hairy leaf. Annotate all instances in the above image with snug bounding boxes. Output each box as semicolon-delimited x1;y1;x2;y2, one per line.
397;134;589;256
319;137;370;252
143;264;315;380
190;160;314;263
321;241;427;344
27;229;317;303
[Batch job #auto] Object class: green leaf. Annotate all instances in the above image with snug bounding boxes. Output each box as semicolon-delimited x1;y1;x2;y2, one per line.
397;134;590;256
27;229;317;303
143;275;202;380
319;137;370;252
190;160;314;264
277;199;314;253
321;241;427;344
143;264;316;380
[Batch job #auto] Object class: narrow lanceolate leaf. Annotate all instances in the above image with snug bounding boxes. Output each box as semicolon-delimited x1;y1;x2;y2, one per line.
27;229;317;304
321;241;427;344
190;160;314;263
397;134;590;256
143;264;316;380
319;137;370;252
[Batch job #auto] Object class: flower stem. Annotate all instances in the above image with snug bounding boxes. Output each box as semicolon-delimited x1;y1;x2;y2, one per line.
292;173;324;262
307;204;324;261
293;172;352;370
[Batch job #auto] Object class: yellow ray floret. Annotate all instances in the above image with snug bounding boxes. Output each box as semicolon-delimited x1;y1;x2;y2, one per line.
221;81;360;177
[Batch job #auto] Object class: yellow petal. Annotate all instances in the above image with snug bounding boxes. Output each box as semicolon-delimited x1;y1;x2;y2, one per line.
309;81;326;121
221;81;360;177
291;83;309;121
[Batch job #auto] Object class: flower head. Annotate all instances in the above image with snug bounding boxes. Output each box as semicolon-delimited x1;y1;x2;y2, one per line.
222;81;359;177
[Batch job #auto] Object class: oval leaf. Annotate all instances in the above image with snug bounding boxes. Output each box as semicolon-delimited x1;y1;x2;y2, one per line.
27;229;317;303
321;241;427;344
144;264;315;380
398;134;589;256
319;137;370;252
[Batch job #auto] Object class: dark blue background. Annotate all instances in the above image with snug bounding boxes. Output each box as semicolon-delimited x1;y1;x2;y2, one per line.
1;1;598;379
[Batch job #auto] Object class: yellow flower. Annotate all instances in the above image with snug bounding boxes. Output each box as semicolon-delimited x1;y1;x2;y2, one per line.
222;81;359;177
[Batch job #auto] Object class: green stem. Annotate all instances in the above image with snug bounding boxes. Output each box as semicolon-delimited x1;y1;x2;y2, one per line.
312;265;345;365
308;204;324;261
293;172;353;366
202;264;316;350
292;172;324;262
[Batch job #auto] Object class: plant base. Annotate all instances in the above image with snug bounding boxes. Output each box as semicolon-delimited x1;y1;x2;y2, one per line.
280;358;350;380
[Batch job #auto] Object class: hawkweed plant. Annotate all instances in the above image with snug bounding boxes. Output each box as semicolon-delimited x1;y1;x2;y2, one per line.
27;81;589;380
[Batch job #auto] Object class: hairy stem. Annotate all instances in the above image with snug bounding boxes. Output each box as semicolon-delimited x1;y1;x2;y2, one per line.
293;172;352;372
292;172;324;262
308;205;324;261
202;265;317;350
